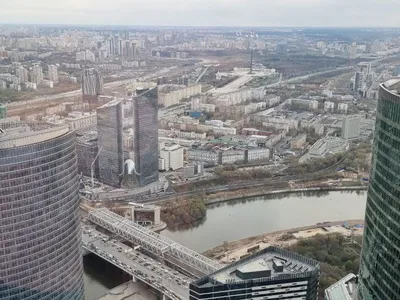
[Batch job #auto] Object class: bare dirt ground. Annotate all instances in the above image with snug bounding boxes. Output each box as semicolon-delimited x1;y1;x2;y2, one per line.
203;219;364;263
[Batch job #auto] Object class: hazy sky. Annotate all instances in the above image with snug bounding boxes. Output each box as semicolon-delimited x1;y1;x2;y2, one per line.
2;0;400;27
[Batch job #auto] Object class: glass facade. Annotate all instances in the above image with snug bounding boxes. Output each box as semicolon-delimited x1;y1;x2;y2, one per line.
0;128;84;300
133;88;159;186
97;100;124;187
358;81;400;300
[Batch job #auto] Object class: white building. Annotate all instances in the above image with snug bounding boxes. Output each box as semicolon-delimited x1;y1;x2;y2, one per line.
64;111;97;130
30;64;43;84
247;148;271;162
16;66;29;82
41;80;53;88
341;115;361;140
48;65;58;82
158;84;202;107
159;144;184;171
76;50;95;62
324;101;335;112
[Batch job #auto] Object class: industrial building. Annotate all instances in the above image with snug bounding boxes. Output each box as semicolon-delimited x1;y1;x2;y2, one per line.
190;246;319;300
325;273;358;300
133;88;159;186
358;79;400;300
97;99;124;187
0;122;84;300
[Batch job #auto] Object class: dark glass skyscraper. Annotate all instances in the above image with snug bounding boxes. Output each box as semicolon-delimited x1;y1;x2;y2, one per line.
358;79;400;300
133;88;159;186
97;99;124;187
0;122;84;300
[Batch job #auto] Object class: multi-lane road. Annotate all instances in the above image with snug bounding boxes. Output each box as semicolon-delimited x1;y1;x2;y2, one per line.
82;226;191;300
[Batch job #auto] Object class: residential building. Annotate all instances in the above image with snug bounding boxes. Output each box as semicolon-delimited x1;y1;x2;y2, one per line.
30;64;43;84
0;122;84;300
48;64;58;82
341;115;361;140
214;88;265;106
158;84;202;107
97;99;124;187
133;88;159;186
16;66;28;82
289;98;319;110
337;103;348;113
76;49;95;62
190;246;319;300
82;68;103;101
324;101;335;111
358;79;400;300
159;143;184;171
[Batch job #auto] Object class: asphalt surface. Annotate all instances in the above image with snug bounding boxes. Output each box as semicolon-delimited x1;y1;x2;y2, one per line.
82;227;191;300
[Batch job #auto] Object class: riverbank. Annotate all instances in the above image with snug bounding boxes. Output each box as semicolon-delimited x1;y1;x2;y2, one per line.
204;185;367;206
203;219;364;263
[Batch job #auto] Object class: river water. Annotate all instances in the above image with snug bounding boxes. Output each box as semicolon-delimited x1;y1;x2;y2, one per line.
84;190;367;299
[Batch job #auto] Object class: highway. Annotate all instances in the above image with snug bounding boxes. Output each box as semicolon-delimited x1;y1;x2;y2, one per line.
82;226;191;300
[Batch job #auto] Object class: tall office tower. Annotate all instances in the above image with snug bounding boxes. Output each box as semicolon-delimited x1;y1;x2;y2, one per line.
133;88;159;186
276;43;288;55
107;37;115;56
0;122;84;300
341;115;361;140
16;66;28;82
190;246;320;300
132;42;137;58
30;64;43;84
48;64;58;82
97;99;124;187
358;79;400;300
125;41;131;58
82;68;103;102
354;71;364;93
116;38;123;56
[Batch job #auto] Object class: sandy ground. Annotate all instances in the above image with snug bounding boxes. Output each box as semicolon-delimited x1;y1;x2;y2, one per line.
204;219;364;264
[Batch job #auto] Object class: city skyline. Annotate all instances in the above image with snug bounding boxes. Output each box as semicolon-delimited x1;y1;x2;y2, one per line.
3;0;400;27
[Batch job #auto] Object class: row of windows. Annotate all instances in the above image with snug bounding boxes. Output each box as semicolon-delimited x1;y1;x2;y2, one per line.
0;166;78;208
0;135;75;168
0;133;74;161
0;131;83;300
0;157;77;196
360;91;400;300
0;207;79;260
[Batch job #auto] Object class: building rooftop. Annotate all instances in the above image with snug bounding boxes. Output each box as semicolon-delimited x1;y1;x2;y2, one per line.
0;121;70;149
192;246;319;288
325;273;359;300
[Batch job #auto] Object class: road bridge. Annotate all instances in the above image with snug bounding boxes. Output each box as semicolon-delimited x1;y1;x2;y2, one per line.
82;226;190;300
87;208;223;277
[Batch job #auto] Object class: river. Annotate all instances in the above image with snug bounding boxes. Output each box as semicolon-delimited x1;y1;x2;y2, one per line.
84;190;367;299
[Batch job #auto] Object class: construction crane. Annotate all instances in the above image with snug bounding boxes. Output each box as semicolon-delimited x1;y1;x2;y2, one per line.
91;147;103;188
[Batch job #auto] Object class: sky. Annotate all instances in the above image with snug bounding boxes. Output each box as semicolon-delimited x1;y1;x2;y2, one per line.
2;0;400;27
